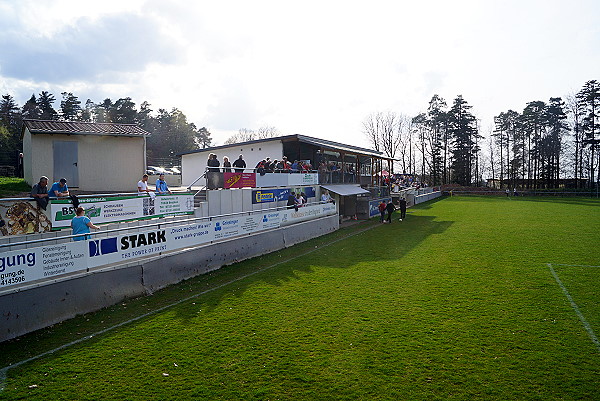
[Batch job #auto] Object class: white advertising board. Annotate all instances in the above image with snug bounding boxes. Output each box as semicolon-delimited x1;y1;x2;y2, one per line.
281;203;337;226
1;203;334;290
50;194;195;229
0;242;87;289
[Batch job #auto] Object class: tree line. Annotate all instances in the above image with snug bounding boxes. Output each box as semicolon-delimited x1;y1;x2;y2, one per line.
364;79;599;189
0;91;212;166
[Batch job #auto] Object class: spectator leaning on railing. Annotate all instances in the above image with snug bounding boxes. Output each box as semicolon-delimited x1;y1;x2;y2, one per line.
31;176;50;210
155;174;172;194
48;178;70;197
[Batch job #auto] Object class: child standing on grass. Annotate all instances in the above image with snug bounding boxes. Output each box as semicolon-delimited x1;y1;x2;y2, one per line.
378;201;387;223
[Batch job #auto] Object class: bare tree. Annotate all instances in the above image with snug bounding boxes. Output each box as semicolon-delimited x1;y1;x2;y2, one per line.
256;126;280;139
397;115;414;174
363;112;382;152
487;129;496;184
225;126;280;144
363;111;403;158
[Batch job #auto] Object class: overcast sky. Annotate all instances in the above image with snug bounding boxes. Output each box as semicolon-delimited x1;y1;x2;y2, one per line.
1;0;598;148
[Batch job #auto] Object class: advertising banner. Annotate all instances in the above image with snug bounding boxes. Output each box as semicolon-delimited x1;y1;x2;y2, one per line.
288;173;319;186
280;203;337;226
0;242;87;289
369;198;391;217
1;204;332;290
223;173;256;188
252;188;291;204
87;227;171;268
168;221;214;249
252;187;315;204
50;193;194;229
259;211;281;230
0;199;52;236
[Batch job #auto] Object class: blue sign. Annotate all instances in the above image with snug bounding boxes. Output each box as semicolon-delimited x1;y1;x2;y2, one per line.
252;188;291;204
369;198;391;217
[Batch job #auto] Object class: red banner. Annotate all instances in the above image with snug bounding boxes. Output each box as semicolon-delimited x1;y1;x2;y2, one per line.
223;172;256;188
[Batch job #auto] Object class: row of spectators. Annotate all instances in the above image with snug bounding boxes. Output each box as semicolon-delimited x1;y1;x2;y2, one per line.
207;154;316;174
385;174;428;191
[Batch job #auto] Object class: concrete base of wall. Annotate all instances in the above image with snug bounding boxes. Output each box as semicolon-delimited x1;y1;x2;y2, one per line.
0;214;338;342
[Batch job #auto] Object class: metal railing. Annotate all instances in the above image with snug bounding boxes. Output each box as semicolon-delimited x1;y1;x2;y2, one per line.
0;191;191;204
186;167;363;190
0;200;332;250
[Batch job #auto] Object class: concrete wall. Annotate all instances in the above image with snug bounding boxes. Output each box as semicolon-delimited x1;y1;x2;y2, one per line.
25;129;145;191
0;214;339;342
411;191;442;205
201;186;320;217
181;140;284;186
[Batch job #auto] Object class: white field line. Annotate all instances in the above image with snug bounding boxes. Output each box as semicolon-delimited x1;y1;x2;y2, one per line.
547;263;600;353
0;222;379;391
548;264;600;268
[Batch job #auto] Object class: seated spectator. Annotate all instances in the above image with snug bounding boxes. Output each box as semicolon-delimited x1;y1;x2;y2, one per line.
255;160;266;175
282;156;292;172
287;192;297;210
295;192;304;208
48;178;70;197
155;174;172;194
321;190;334;204
264;157;273;172
291;160;300;172
276;159;286;172
31;176;50;210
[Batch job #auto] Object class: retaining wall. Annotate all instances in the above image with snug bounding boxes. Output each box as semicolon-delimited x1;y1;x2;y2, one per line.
0;214;338;342
407;191;442;206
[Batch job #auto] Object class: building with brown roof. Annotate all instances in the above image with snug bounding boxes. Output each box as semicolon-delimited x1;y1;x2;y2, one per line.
22;119;151;192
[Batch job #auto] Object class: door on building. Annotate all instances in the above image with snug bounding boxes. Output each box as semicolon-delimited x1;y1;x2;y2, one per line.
53;141;79;187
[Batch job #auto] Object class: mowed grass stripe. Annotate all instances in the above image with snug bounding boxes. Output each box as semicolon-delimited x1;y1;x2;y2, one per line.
547;263;600;352
1;196;599;400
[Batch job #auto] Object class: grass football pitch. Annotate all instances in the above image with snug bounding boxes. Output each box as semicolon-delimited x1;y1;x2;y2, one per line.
0;195;599;400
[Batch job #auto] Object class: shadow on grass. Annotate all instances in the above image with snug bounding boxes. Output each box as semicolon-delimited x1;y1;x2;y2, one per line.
0;213;453;367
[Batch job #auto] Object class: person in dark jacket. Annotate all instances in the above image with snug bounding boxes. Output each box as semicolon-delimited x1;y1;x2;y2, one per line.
233;154;246;172
31;176;50;210
222;156;232;172
287;192;298;211
207;153;220;172
385;201;395;223
399;198;407;221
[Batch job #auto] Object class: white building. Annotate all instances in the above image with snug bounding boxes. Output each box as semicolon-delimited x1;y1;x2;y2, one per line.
22;119;150;192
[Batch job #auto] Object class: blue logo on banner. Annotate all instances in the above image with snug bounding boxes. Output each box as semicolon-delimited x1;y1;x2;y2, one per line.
252;188;291;204
89;237;119;257
215;222;222;231
263;215;268;222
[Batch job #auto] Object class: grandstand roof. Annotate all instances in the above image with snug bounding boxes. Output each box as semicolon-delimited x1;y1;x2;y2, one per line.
178;134;385;158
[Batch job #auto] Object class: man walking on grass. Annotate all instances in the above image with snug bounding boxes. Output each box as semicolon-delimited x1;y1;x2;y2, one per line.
385;201;395;223
399;197;407;221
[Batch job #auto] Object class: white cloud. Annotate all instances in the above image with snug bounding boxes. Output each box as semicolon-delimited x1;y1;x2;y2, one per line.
0;0;598;149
